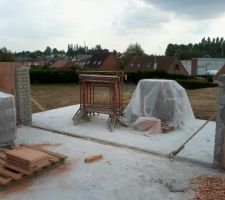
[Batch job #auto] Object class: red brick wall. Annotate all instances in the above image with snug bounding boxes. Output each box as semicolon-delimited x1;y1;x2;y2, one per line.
214;64;225;82
167;59;188;75
191;58;198;76
100;54;122;71
0;63;18;94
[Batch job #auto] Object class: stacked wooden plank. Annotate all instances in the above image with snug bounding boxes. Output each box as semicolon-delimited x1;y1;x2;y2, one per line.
0;144;67;187
6;147;49;172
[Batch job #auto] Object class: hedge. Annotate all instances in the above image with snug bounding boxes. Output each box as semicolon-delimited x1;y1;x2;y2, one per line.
125;70;193;84
30;69;79;84
176;79;217;89
30;69;218;89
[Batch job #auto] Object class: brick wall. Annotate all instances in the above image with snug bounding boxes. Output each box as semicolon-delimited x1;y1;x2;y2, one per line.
0;62;17;94
101;54;122;71
15;67;32;125
167;59;188;75
191;58;198;76
0;63;32;125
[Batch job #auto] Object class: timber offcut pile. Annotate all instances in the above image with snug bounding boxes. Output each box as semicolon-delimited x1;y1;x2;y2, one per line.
193;175;225;200
0;144;67;187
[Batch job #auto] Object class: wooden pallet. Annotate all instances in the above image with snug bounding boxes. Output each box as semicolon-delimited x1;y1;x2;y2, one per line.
0;144;67;187
161;123;175;133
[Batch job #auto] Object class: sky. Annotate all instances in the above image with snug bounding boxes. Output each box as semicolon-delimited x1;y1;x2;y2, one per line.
0;0;225;55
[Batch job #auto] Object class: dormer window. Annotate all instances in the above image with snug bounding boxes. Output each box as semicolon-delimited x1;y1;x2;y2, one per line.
175;64;179;70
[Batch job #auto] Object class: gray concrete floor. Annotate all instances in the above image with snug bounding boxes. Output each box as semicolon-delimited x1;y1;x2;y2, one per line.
32;105;216;164
0;126;223;200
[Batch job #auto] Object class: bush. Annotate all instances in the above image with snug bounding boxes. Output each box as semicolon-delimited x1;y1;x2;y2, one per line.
30;68;218;89
176;79;217;89
125;70;193;84
30;69;79;84
124;70;217;89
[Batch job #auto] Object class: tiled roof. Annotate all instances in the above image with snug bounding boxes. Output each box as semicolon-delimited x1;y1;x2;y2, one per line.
126;56;177;71
49;59;73;69
84;53;110;68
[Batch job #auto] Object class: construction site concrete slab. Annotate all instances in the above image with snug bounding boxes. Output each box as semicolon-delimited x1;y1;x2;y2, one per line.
1;126;222;200
32;105;216;164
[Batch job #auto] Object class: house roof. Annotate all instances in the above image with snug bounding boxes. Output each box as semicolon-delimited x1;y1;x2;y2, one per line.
0;62;23;68
84;53;110;68
126;56;178;71
194;58;225;71
49;59;73;69
181;60;192;75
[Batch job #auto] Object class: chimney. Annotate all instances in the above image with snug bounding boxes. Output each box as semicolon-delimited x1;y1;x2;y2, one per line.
154;63;157;70
154;55;157;70
191;58;197;76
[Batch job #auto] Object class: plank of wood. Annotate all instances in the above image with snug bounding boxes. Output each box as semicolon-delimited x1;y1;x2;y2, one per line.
0;159;30;175
0;176;12;186
84;154;103;163
20;144;67;160
32;160;52;172
0;167;22;180
31;96;45;112
48;155;60;163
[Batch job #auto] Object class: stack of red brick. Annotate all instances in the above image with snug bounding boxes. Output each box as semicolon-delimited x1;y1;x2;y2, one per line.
6;147;49;172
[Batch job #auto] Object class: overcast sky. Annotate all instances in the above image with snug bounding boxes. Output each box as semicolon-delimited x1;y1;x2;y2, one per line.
0;0;225;54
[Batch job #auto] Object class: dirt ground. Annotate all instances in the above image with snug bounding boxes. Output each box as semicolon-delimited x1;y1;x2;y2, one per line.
31;84;218;120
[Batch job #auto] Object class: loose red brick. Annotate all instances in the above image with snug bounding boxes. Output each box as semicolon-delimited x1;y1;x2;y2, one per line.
84;154;103;163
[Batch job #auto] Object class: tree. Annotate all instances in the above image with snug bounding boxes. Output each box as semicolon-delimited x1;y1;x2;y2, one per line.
44;46;52;56
165;37;225;59
67;44;75;57
0;47;14;61
122;43;145;67
52;48;59;55
125;43;144;56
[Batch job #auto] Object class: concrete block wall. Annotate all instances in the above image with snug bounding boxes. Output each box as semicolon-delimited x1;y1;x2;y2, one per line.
15;66;32;125
0;92;16;147
214;74;225;169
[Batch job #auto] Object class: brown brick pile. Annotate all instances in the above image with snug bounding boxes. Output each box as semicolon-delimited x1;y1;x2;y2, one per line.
6;147;49;172
193;175;225;200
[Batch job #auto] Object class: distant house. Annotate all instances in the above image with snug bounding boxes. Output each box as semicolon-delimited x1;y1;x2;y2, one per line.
191;58;225;76
181;60;192;75
126;56;188;75
213;64;225;82
73;55;92;67
14;57;48;67
84;53;122;71
49;59;75;69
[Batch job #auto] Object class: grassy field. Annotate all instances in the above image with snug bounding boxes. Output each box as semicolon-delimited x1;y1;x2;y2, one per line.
31;84;218;120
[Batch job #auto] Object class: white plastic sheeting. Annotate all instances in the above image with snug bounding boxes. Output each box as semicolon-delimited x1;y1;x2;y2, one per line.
0;92;16;147
124;79;195;131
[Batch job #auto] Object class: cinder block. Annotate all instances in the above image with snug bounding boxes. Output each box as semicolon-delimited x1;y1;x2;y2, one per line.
0;92;16;147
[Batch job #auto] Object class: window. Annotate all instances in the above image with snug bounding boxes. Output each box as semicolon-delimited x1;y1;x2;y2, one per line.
130;63;134;67
175;64;180;70
147;63;151;68
98;61;102;65
137;63;141;68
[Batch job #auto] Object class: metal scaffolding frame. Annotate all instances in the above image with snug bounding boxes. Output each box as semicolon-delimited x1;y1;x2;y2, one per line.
73;71;125;131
